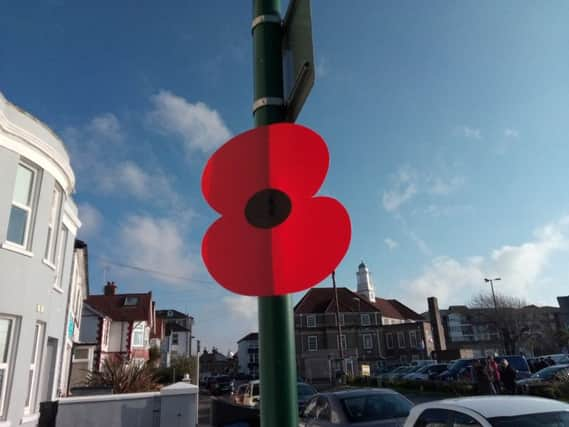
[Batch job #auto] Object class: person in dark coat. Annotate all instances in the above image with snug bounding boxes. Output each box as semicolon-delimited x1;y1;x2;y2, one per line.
499;359;517;394
473;360;494;395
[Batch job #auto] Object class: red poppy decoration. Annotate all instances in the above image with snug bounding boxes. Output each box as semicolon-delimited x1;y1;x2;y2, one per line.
201;123;351;296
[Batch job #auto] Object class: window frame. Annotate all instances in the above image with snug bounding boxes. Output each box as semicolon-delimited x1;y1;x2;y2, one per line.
54;224;69;291
386;333;394;349
6;161;41;250
44;183;63;265
360;313;371;326
25;322;44;415
306;315;316;328
307;336;318;352
337;334;347;351
362;333;373;350
172;333;179;345
0;316;17;419
132;323;145;348
397;331;406;348
409;330;418;348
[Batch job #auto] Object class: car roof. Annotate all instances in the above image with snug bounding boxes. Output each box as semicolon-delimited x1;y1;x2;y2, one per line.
415;396;569;418
322;388;401;399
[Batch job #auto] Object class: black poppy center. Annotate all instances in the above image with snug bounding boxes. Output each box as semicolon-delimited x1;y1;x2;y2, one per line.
245;188;292;229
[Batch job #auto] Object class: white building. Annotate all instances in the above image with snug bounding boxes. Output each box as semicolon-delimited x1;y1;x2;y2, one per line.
0;91;81;425
237;332;259;377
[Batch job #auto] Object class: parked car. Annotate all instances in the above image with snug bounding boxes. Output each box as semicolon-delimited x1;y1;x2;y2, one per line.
438;356;531;382
516;364;569;394
209;375;233;395
299;388;413;427
379;365;411;382
297;382;318;414
404;396;569;427
404;363;449;381
436;359;474;381
241;380;261;407
232;383;249;405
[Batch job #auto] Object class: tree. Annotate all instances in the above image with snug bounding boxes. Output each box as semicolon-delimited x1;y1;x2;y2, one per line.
171;355;197;381
470;292;529;355
86;355;159;394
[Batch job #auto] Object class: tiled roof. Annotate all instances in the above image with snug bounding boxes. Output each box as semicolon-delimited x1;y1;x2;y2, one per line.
294;287;423;321
294;287;380;314
156;309;190;319
374;298;423;321
86;292;153;323
166;323;192;333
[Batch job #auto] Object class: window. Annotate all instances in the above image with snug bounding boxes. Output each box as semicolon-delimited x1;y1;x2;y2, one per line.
397;331;406;348
337;334;347;351
307;336;318;351
132;323;145;347
361;313;371;326
124;296;139;306
44;184;63;263
172;333;179;345
7;162;40;249
413;408;450;427
341;394;412;423
452;411;482;426
363;334;373;349
409;330;418;348
386;333;394;349
306;315;316;328
54;225;68;289
25;322;44;414
315;396;331;421
0;317;15;418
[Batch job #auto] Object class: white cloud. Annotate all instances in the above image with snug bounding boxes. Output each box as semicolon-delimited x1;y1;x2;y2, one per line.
398;216;569;312
222;295;258;325
77;202;103;238
118;215;196;285
148;90;231;155
316;56;329;78
462;126;481;139
384;238;399;250
87;113;123;143
504;128;519;138
382;167;418;212
428;176;464;196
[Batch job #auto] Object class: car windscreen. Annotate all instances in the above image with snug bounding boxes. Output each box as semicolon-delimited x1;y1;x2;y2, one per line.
340;394;412;422
500;356;529;371
488;411;569;427
297;384;316;397
532;366;566;380
252;384;259;396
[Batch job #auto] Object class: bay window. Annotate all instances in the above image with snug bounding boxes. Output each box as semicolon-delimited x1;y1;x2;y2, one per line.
44;184;63;264
25;322;44;414
6;162;40;249
0;317;15;418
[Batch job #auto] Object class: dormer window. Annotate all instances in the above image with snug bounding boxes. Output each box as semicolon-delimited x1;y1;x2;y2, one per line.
124;297;139;306
167;310;173;317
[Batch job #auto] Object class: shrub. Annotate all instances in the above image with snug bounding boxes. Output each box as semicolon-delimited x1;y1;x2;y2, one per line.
86;355;160;394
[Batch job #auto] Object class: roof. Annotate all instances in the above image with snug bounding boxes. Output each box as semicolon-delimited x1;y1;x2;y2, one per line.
414;396;569;419
85;292;153;323
374;298;423;321
294;287;380;314
156;309;190;319
238;332;259;343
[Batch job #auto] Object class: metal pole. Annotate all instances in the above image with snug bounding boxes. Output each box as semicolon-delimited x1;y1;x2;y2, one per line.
253;1;298;426
332;271;345;379
489;280;499;313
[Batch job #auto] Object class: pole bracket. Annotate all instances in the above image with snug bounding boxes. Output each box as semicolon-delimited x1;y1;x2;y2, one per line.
252;97;284;114
251;14;282;32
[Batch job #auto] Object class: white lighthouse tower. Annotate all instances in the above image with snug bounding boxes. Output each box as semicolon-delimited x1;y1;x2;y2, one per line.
356;261;376;302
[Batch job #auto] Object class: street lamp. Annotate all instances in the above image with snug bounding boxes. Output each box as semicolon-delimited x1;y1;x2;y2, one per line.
484;277;501;311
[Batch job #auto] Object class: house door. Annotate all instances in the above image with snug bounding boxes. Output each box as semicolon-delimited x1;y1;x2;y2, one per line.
40;338;58;402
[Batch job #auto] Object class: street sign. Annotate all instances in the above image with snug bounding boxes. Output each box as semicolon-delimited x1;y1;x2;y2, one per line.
282;0;314;122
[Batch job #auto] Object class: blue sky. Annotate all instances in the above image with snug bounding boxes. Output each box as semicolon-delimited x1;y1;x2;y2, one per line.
2;1;569;352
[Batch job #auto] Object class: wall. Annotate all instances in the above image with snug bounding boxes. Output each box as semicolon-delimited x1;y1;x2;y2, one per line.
56;383;198;427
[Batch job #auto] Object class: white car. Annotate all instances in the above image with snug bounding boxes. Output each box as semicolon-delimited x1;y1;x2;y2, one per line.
404;396;569;427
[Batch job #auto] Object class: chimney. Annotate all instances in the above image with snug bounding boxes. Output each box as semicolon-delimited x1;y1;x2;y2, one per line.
104;281;117;296
428;297;447;352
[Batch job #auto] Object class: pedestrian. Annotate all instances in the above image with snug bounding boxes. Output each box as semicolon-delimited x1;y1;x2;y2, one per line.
474;360;494;395
499;359;517;394
487;356;500;394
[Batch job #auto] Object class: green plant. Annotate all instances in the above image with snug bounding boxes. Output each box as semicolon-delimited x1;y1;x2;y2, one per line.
86;355;159;394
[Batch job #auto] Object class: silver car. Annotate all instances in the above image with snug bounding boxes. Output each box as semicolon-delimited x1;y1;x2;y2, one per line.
299;388;413;426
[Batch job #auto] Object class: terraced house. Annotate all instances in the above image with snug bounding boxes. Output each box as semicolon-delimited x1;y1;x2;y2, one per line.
0;91;81;426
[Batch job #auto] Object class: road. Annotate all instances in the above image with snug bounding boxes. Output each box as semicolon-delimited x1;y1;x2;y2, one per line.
197;390;445;426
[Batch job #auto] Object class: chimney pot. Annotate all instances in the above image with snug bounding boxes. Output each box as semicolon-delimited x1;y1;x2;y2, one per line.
104;281;117;296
